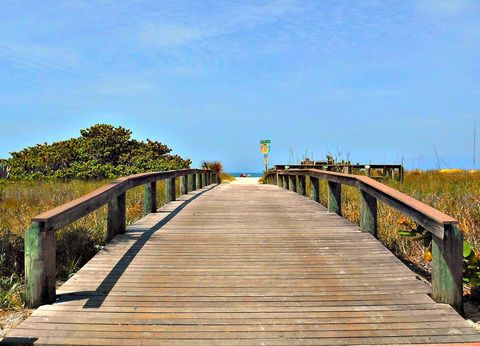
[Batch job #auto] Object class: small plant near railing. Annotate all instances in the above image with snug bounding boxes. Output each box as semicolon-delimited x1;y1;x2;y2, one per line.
398;217;480;287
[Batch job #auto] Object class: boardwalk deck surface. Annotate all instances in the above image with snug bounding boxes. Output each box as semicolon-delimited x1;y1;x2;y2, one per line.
3;181;480;345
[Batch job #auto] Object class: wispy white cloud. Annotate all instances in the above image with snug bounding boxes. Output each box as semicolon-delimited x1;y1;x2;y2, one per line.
136;0;305;48
0;42;81;75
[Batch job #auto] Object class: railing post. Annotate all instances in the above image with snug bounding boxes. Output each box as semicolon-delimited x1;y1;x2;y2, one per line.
25;222;56;308
143;182;157;215
277;173;282;188
327;181;341;215
190;173;196;191
195;173;201;189
107;192;126;240
165;177;176;202
180;175;188;195
282;175;287;189
297;175;306;196
432;225;463;313
288;175;296;192
360;190;377;238
310;176;320;203
206;172;210;185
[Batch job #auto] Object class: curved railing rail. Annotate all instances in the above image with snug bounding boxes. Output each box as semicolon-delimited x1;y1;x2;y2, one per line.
25;168;218;308
264;168;463;313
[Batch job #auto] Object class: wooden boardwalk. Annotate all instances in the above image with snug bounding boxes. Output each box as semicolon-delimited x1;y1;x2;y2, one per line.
3;181;480;345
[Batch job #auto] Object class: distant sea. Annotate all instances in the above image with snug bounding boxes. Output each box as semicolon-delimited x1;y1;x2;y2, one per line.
229;172;263;177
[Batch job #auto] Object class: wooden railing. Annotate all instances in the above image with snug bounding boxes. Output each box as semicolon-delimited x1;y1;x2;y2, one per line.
25;168;218;308
264;168;463;313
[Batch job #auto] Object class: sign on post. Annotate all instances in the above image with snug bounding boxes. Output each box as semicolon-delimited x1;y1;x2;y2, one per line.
260;140;271;172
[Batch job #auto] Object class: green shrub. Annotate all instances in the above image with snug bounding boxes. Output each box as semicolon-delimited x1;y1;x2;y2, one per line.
6;124;191;180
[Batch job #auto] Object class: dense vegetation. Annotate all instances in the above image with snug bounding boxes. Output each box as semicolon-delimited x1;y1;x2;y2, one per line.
6;124;191;180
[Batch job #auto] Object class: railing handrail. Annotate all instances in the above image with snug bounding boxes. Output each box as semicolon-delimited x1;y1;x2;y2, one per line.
275;168;457;239
33;168;211;231
266;167;464;313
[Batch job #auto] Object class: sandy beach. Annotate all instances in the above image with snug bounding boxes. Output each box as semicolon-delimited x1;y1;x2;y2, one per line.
229;177;260;185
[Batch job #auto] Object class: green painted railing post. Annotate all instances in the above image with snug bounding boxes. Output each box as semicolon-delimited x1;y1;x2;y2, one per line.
180;175;188;195
360;190;377;238
206;172;210;185
310;176;320;203
432;225;463;313
297;175;306;196
143;182;157;215
277;173;282;188
165;177;176;203
190;173;196;191
327;181;341;215
288;175;296;192
25;222;56;308
196;173;202;189
107;192;126;240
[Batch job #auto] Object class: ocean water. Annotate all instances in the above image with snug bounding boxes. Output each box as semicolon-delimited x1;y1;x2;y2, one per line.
229;172;263;177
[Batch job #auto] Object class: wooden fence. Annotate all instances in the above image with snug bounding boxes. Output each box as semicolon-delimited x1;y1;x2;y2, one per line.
264;168;463;313
25;168;217;308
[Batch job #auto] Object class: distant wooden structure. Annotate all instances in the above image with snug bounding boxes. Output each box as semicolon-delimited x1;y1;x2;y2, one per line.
276;157;404;182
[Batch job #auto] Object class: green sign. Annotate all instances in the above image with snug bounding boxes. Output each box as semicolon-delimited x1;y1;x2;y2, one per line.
260;140;271;144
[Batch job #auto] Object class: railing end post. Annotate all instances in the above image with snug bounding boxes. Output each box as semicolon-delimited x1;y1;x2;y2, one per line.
25;221;56;308
432;224;464;314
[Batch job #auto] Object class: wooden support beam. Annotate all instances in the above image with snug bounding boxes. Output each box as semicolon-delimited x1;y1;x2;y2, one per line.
297;175;306;196
143;182;157;215
282;175;288;189
310;176;320;203
180;175;188;195
24;222;56;308
432;225;463;314
327;181;341;215
360;190;377;238
165;177;176;203
107;192;126;240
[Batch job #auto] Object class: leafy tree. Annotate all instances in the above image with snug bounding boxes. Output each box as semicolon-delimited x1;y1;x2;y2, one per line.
6;124;191;180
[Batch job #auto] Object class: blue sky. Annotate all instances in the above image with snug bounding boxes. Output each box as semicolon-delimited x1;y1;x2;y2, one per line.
0;0;479;172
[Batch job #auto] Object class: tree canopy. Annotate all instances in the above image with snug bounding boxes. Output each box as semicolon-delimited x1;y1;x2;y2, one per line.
6;124;191;180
